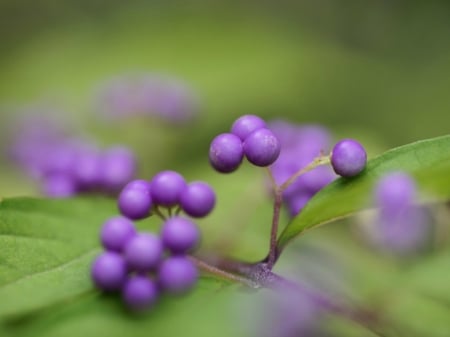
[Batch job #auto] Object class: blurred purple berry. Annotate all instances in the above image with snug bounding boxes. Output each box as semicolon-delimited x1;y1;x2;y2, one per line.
179;181;216;218
42;173;77;198
361;171;431;256
231;114;266;141
73;147;103;189
158;256;198;294
118;181;153;220
101;146;137;192
100;216;136;252
150;170;186;207
209;133;244;173
122;275;159;311
267;121;335;218
286;193;312;217
91;252;127;292
243;128;280;167
124;233;163;272
161;216;200;254
375;172;416;212
331;139;367;177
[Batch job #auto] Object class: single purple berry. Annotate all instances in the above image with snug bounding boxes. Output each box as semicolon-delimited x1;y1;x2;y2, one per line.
231;114;266;141
330;139;367;177
161;216;200;254
243;128;280;167
124;233;163;272
158;256;198;294
118;181;153;220
101;146;137;192
122;275;158;311
179;181;216;218
91;252;127;292
150;170;186;207
100;216;137;252
42;173;77;198
209;133;244;173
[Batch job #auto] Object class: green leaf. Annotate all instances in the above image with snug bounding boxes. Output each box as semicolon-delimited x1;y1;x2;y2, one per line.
0;197;116;319
0;197;238;337
278;134;450;249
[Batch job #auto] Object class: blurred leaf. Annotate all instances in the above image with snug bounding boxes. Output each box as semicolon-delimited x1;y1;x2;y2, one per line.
278;134;450;249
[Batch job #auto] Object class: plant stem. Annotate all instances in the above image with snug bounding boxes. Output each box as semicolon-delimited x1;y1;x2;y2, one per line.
279;154;330;193
189;255;257;287
193;254;387;336
266;154;331;269
267;191;282;269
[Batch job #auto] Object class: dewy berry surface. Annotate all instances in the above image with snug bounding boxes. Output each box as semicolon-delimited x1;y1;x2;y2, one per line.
91;252;128;292
209;133;244;173
330;139;367;177
118;182;153;220
122;275;159;311
243;128;280;167
100;216;137;252
161;216;200;254
179;181;216;218
158;256;198;294
231;114;267;141
124;233;163;272
150;170;186;206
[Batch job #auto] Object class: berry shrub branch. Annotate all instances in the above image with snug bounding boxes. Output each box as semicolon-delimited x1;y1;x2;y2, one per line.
266;154;331;269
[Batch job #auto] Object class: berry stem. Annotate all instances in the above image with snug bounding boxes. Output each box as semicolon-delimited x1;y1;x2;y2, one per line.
267;191;283;269
153;206;167;221
279;154;330;193
189;255;257;287
265;166;277;192
266;154;331;269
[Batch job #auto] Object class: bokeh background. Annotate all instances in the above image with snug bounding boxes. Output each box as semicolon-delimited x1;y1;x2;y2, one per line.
1;1;449;336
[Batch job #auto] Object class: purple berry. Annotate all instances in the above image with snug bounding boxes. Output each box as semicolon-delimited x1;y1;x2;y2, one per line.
161;216;200;254
101;146;137;192
42;173;77;198
243;128;280;167
118;181;153;220
179;181;216;218
91;252;127;291
100;216;136;252
158;256;198;294
331;139;367;177
231;114;266;141
150;170;186;207
124;233;163;272
122;275;158;311
209;133;244;173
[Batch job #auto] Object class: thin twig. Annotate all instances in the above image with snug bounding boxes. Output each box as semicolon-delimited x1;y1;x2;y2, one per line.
189;255;257;287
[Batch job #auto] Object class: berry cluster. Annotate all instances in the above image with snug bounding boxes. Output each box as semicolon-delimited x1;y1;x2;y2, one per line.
95;73;199;124
209;114;281;173
10;113;137;197
91;170;216;311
